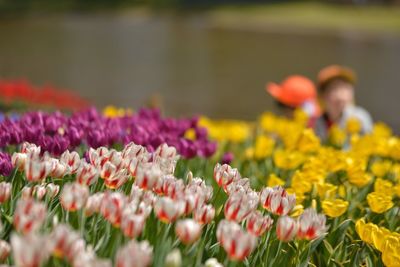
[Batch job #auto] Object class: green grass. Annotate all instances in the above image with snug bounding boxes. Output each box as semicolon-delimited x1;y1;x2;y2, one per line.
208;2;400;35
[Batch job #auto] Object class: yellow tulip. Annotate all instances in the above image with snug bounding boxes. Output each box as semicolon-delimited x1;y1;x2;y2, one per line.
321;199;348;218
184;128;196;141
291;171;312;194
267;174;285;187
328;125;347;147
346;117;362;134
254;135;275;160
273;149;305;170
371;226;391;252
367;192;394;213
290;204;304;217
371;160;392;177
374;178;394;196
317;183;338;200
296;129;321;153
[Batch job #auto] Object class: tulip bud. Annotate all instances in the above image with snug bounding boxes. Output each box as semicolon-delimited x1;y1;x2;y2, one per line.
33;184;47;200
276;216;298;242
46;183;60;198
216;220;258;261
60;150;81;174
24;157;52;182
224;191;259;222
104;169;129;189
165;249;182;267
193;204;215;225
246;211;273;237
260;186;296;216
175;219;202;245
297;208;327;240
60;183;89;212
0;182;11;204
213;163;241;191
135;165;162;191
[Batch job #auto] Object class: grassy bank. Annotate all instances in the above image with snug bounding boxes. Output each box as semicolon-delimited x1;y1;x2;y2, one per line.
208;3;400;36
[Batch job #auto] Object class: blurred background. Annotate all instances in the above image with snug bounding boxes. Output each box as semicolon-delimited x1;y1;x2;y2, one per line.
0;0;399;132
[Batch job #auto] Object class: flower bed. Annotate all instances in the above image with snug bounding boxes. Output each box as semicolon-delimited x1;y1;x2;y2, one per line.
0;107;399;267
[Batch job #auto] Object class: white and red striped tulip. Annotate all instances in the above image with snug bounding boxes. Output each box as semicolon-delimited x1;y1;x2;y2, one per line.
224;191;259;222
76;162;99;186
297;208;327;240
193;204;215;225
13;198;47;234
121;207;146;239
0;182;11;204
11;233;50;267
276;216;298;242
60;150;81;174
246;211;273;237
60;183;89;212
260;186;296;216
100;191;127;227
115;240;153;267
84;193;104;217
135;165;162;191
213;163;241;191
154;197;184;223
216;220;258;261
175;219;202;245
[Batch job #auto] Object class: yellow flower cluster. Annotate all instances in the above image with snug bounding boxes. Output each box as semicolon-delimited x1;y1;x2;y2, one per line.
103;105;133;118
197;116;252;143
356;219;400;267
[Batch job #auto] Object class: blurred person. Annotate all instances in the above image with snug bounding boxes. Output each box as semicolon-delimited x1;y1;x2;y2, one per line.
314;65;373;140
266;75;321;121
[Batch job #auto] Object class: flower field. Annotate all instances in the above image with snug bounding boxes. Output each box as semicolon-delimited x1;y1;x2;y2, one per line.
0;106;399;267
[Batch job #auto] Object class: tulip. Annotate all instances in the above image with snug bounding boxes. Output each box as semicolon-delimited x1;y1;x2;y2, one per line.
13;198;47;234
193;204;215;225
49;224;83;261
260;186;296;216
73;250;112;267
367;192;394;213
216;220;258;261
225;178;251;195
205;258;224;267
276;216;298;242
0;240;10;262
33;184;47;200
135;165;162;191
100;191;127;227
165;249;182;267
48;158;69;178
175;219;202;245
121;208;146;239
60;183;89;212
11;233;50;267
213;163;241;190
246;211;273;237
297;208;327;240
76;162;99;186
100;161;117;180
24;156;52;182
0;182;11;204
162;176;185;199
60;150;81;174
46;183;60;198
321;199;349;218
84;193;104;217
104;169;129;189
11;152;27;170
115;240;153;267
185;177;213;202
224;191;259;222
154;197;184;223
128;154;150;177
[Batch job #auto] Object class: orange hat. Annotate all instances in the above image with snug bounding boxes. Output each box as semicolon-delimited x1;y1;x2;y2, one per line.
317;65;356;90
266;75;317;108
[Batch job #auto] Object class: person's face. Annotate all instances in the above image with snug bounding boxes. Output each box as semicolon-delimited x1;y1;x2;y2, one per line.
322;80;354;119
